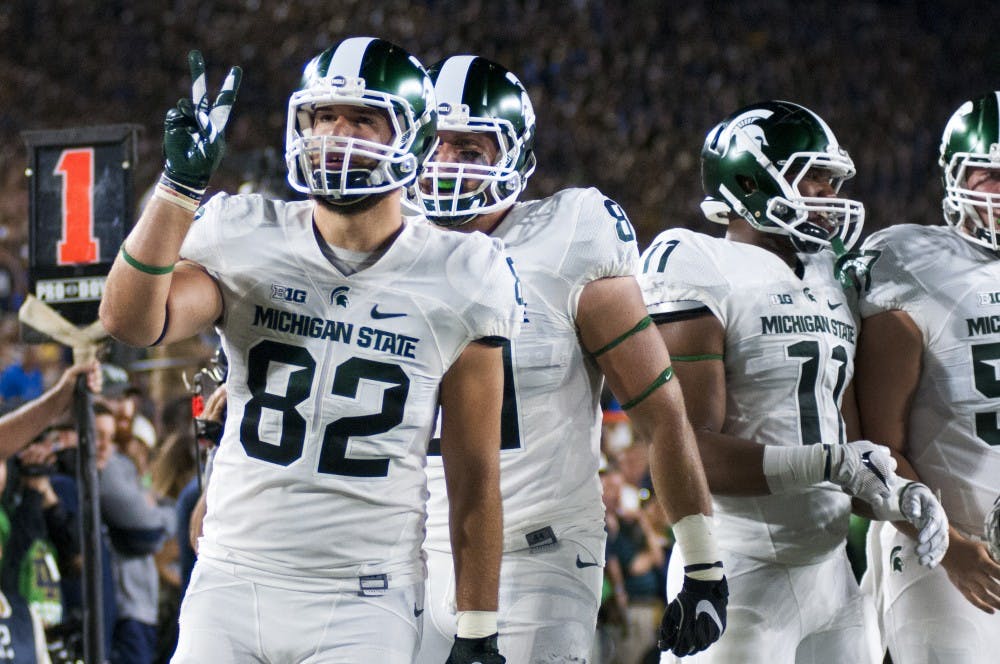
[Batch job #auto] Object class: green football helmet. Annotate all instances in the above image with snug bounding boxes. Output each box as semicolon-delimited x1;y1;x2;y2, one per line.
414;55;536;226
285;37;437;205
940;92;1000;251
701;100;864;252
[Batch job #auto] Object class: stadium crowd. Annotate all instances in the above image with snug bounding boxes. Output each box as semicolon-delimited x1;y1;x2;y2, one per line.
0;1;995;254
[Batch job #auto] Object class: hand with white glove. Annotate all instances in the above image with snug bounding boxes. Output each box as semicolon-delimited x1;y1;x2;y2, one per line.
763;440;898;506
827;440;898;504
986;494;1000;564
870;479;949;568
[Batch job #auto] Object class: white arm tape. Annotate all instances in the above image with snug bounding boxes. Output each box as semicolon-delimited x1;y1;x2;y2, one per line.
762;444;828;493
673;513;723;581
456;610;498;639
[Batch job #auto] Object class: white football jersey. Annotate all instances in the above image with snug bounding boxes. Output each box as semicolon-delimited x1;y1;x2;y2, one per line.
638;228;858;565
424;188;639;552
180;193;522;591
860;224;1000;536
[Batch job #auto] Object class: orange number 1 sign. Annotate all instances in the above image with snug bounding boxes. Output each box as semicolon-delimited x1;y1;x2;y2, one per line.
54;148;99;264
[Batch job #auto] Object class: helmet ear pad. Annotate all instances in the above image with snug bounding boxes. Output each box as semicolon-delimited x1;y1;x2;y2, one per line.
735;174;757;195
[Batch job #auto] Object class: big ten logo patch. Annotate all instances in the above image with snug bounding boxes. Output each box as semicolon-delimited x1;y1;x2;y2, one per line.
271;284;307;304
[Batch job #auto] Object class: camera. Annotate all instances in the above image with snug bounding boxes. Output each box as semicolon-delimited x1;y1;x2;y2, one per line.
18;462;55;477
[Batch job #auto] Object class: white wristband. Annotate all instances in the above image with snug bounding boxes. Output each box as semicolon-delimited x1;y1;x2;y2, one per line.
456;610;498;639
672;513;723;581
762;444;829;493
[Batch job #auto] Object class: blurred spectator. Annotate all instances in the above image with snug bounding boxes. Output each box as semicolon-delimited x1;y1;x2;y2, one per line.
50;402;118;659
613;443;652;514
605;462;665;663
100;371;158;484
94;402;174;664
0;345;45;405
149;433;196;506
0;460;52;663
6;440;81;626
1;433;89;664
601;403;633;458
148;431;197;664
597;464;629;663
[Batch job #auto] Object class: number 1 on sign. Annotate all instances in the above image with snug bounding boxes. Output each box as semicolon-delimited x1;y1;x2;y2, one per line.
54;148;99;264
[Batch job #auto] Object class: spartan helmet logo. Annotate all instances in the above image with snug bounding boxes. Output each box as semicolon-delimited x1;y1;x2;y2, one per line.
330;286;350;307
739;123;769;152
720;108;774;157
890;545;904;573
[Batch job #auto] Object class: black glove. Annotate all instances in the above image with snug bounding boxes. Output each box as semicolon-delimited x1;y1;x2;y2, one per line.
446;633;505;664
163;50;241;193
194;417;224;447
658;574;728;657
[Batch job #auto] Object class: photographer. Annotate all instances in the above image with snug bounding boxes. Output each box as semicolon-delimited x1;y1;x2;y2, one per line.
0;448;65;664
0;360;100;663
5;438;82;621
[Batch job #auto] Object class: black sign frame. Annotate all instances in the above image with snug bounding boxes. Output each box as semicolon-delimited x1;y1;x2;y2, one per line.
21;124;142;328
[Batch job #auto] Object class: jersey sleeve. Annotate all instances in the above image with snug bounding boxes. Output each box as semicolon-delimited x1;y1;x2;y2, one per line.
858;226;927;319
179;192;229;276
452;234;523;342
562;188;640;319
637;228;728;323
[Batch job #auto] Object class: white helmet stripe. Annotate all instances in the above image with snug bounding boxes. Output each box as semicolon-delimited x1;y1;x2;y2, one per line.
994;91;1000;135
434;55;477;101
328;37;376;79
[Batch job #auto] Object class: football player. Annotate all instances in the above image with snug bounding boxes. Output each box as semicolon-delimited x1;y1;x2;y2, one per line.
638;100;948;663
411;55;727;663
856;92;1000;662
100;38;521;664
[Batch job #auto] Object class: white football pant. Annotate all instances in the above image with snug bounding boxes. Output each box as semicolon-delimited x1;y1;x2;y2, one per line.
172;558;422;663
661;546;880;664
864;521;1000;664
416;536;603;664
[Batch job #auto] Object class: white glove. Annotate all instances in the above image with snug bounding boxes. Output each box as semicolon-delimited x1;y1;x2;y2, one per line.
827;441;897;504
763;441;896;503
986;494;1000;563
871;479;949;568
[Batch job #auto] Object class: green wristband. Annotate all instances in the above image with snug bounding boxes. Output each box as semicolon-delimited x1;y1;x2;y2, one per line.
120;246;175;276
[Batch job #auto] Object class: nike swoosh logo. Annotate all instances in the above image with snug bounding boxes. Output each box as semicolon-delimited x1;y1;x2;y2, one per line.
575;554;600;569
860;451;888;487
413;604;424;617
371;305;407;320
695;599;722;630
827;301;843;310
